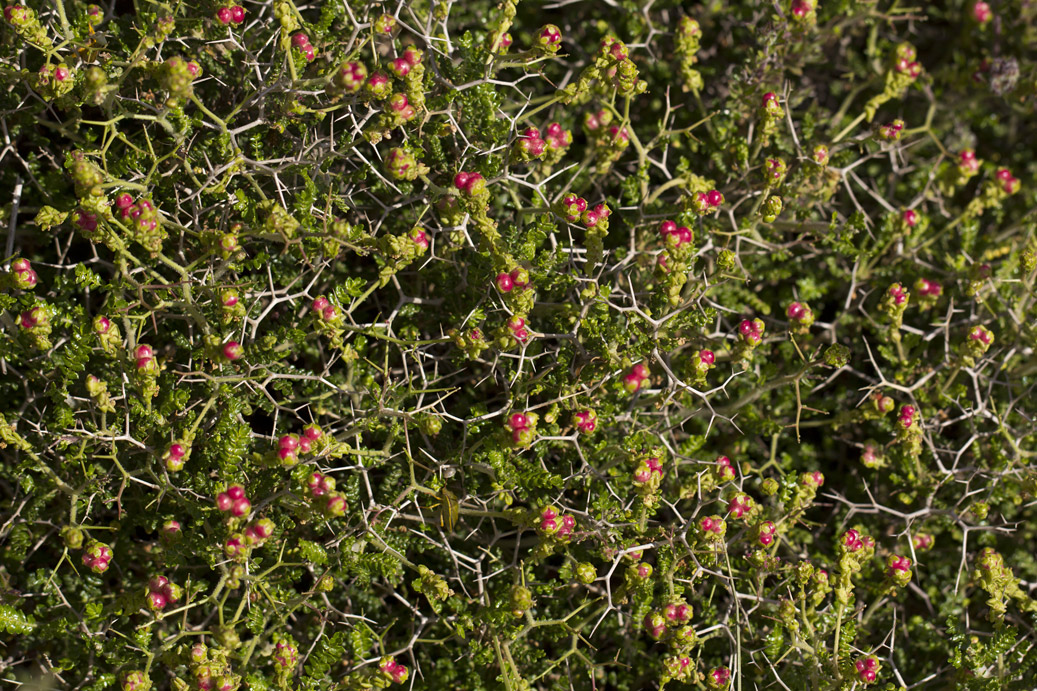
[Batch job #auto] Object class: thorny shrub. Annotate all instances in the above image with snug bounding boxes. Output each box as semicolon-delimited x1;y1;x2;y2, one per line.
1;0;1037;689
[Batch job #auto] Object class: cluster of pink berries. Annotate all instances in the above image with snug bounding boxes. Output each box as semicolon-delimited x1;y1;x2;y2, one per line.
897;404;917;429
878;119;905;141
291;32;316;62
115;193;161;238
216;5;245;24
715;455;735;483
216;485;251;518
622;362;650;393
311;296;339;323
738;318;765;347
164;442;189;471
388;92;415;121
958;149;980;175
813;144;830;166
453;170;487;197
507;315;530;344
633;456;664;484
662;655;694;682
860;444;880;468
870;391;895;414
699;515;726;536
854;656;880;684
307;471;347;517
786;302;814;328
888;283;908;306
692;189;725;214
972;1;992;23
9;258;37;289
366;71;390;98
761;91;782;117
145;575;182;611
709;666;732;688
515;127;546;158
756;520;777;546
135;344;158;374
790;0;816;20
544;122;572;150
73;208;99;235
378;657;410;685
275;425;324;466
273;639;299;671
222;340;243;361
727;493;754;519
16;305;47;331
556;194;610;228
995;167;1020;194
536;24;562;52
506;412;536;446
887;554;912;575
389;46;423;78
661;602;692;625
894;45;923;77
496;267;530;293
332;61;368;94
913;533;934;551
225;517;275;559
574;409;597;433
38;62;70;83
841;528;875;553
690;348;715;379
513;123;572;159
82;541;113;574
373;13;395;34
968;324;994;346
559;194;587;222
914;277;942;299
408;227;429;252
658;220;692;249
801;470;824;489
537;506;576;539
763;157;787;184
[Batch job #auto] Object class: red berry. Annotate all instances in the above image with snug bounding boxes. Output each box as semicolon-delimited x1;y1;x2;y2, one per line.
216;6;232;23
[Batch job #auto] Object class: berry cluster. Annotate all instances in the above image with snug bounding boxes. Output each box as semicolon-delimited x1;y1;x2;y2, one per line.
573;409;597;433
536;506;576;540
274;426;324;466
115;193;166;254
216;5;245;24
622;362;650;393
633;456;664;485
8;258;37;289
496;267;531;293
82;541;114;574
658;220;693;249
145;575;182;611
854;655;881;684
378;657;410;685
506;412;538;446
291;32;316;62
737;318;765;347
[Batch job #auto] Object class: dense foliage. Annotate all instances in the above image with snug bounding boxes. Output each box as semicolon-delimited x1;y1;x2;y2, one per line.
2;0;1037;689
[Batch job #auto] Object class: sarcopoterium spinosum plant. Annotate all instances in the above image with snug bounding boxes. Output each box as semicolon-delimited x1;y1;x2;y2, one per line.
1;0;1037;689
